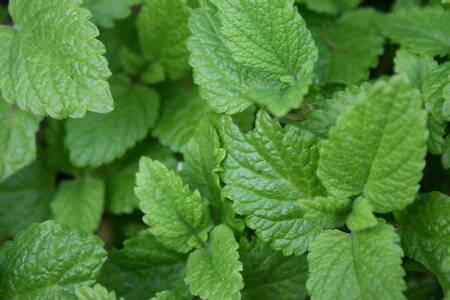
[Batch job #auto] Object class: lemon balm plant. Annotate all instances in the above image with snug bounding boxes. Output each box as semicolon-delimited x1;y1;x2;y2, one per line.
0;0;449;299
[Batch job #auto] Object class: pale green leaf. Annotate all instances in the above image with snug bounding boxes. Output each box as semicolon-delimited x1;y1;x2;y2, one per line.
318;76;427;213
305;9;384;85
394;49;438;91
216;0;317;86
136;158;213;253
299;196;351;229
181;116;243;231
239;238;308;300
83;0;139;28
0;158;55;235
423;62;450;120
98;231;189;300
106;140;177;214
346;197;378;232
153;87;209;152
185;225;243;300
76;284;122;300
0;221;107;299
378;7;450;56
187;0;253;114
307;221;406;300
137;0;191;80
394;50;445;155
51;176;105;233
0;100;41;182
300;0;363;15
150;291;177;300
395;192;450;293
188;0;317;116
220;111;325;255
65;75;159;167
0;0;113;118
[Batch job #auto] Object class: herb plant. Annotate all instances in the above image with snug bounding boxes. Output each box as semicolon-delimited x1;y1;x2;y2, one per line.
0;0;449;299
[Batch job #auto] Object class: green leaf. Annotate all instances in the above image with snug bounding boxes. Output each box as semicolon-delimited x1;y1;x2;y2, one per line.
98;231;189;300
302;83;371;137
83;0;139;28
239;238;308;300
76;284;122;300
185;225;243;300
0;158;55;235
423;62;450;122
0;100;41;182
395;192;450;293
106;140;177;214
153;87;209;152
219;111;325;255
0;221;107;299
136;157;213;253
299;196;351;229
442;135;450;170
181;116;224;204
300;0;363;15
394;50;447;155
346;197;378;232
187;0;252;114
188;0;318;116
378;7;450;56
0;5;7;23
216;0;317;86
65;75;159;167
305;9;384;85
307;221;406;300
0;0;113;118
394;49;438;91
51;176;105;233
137;0;191;80
318;76;427;213
150;291;177;300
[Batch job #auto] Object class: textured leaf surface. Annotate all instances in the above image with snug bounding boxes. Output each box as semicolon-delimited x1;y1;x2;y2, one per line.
307;221;406;300
137;0;191;80
188;0;252;114
185;225;243;300
65;75;159;167
378;7;450;56
216;0;317;85
150;291;177;300
106;140;177;214
393;49;443;154
136;158;213;253
153;87;209;152
394;49;438;91
0;158;55;235
239;238;308;300
76;284;121;300
51;176;105;233
220;111;325;255
300;0;363;15
395;192;450;292
318;76;427;213
0;221;107;299
423;62;450;122
0;100;41;182
83;0;139;28
0;0;113;118
98;231;188;300
299;197;351;229
188;0;317;115
305;9;384;85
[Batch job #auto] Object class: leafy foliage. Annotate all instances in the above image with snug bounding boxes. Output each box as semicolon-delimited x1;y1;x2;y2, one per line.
0;0;449;299
0;0;113;118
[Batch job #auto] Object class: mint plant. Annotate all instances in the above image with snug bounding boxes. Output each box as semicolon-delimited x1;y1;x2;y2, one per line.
0;0;449;299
